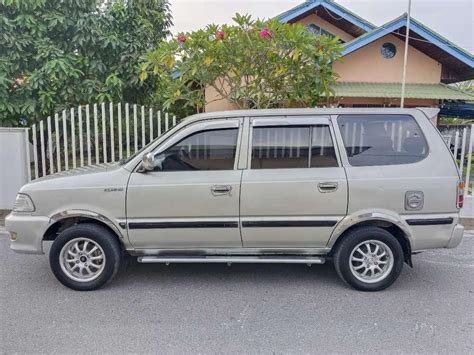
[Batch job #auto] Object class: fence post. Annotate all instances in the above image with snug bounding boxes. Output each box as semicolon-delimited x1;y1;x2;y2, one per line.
465;125;473;196
141;105;146;148
110;102;115;162
47;116;54;174
62;110;69;170
31;124;38;179
125;103;130;158
71;107;76;168
118;103;123;160
157;110;162;137
55;113;61;172
25;128;31;182
133;104;138;152
459;128;467;173
78;105;84;167
149;108;153;142
101;102;107;163
94;103;99;164
86;104;91;165
39;120;46;177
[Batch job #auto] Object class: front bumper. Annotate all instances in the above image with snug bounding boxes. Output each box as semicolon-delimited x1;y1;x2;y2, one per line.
446;224;464;249
5;213;51;254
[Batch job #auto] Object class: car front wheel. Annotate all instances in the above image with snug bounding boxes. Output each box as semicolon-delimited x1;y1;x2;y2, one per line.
333;226;404;291
49;223;122;291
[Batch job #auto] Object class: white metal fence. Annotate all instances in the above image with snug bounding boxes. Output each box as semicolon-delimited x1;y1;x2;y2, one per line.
28;102;177;180
24;111;474;198
440;124;473;197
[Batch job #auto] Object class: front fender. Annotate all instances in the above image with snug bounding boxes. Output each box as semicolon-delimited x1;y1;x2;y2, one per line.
49;209;126;242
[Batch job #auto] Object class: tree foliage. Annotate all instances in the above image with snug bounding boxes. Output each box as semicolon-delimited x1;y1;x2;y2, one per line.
141;14;343;112
0;0;172;126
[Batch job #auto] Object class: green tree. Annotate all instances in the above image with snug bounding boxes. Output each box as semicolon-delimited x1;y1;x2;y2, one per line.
141;14;343;113
0;0;172;126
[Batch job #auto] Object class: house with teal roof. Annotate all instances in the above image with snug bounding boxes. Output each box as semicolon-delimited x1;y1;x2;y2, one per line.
206;0;474;113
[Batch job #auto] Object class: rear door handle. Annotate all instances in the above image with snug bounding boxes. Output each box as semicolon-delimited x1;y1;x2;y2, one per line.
318;182;338;193
211;185;232;196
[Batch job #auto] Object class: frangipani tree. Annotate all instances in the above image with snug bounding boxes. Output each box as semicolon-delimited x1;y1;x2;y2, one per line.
141;14;343;113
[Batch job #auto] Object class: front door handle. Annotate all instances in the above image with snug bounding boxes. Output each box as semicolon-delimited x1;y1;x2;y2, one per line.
211;185;232;196
318;182;338;193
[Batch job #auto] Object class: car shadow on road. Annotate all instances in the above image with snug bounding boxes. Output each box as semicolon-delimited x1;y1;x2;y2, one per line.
110;259;346;289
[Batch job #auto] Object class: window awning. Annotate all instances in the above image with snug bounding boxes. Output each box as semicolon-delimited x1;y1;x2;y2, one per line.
332;82;474;101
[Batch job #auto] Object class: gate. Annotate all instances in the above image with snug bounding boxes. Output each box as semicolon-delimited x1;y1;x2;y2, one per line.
27;103;177;180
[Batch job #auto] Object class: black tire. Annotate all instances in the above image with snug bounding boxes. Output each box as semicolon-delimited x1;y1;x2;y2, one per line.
333;226;404;292
49;223;122;291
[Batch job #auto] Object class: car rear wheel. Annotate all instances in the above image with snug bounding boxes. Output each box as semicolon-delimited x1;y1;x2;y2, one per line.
333;226;404;291
49;223;122;291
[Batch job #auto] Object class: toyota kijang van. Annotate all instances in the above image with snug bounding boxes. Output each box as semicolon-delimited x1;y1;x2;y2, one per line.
6;108;465;291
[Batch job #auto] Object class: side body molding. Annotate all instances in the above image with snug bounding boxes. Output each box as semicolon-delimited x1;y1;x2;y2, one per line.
327;209;413;248
49;209;126;241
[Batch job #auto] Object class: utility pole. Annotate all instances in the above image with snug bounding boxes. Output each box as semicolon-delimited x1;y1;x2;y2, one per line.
400;0;412;108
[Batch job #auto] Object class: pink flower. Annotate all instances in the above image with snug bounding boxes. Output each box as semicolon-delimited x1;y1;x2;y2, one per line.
15;78;24;86
216;30;225;40
177;34;187;44
259;28;272;39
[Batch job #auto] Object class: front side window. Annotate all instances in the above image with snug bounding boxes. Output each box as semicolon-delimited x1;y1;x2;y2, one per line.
338;115;428;166
154;128;238;171
251;126;338;169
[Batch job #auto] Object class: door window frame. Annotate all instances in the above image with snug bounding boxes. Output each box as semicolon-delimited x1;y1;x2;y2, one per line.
132;118;243;172
245;116;343;170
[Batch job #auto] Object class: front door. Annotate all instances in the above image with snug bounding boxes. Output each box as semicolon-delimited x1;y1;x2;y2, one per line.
240;116;348;248
126;119;243;249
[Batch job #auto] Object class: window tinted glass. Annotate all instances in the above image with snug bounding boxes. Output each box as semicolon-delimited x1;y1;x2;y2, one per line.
311;126;338;167
156;128;238;171
338;115;428;166
251;127;310;169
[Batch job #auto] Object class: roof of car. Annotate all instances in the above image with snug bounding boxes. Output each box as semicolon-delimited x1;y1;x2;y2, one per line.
183;107;436;123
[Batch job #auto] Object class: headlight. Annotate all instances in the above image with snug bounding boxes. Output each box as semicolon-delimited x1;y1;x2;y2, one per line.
13;193;35;212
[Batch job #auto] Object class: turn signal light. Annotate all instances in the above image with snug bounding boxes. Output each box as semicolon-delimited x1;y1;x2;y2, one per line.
457;181;464;209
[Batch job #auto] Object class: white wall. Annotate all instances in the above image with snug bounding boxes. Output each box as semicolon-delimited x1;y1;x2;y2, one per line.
0;128;29;209
461;196;473;218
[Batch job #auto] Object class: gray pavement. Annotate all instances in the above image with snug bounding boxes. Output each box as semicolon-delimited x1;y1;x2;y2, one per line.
0;228;473;354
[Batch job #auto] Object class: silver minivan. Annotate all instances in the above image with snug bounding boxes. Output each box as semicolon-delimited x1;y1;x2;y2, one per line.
6;108;465;291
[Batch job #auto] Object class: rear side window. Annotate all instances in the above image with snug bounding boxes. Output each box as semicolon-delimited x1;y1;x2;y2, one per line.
338;115;428;166
251;126;338;169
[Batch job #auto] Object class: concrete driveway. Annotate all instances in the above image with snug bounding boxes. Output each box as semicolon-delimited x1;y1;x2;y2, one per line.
0;229;473;354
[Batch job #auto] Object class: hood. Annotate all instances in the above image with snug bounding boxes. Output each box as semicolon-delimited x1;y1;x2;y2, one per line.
32;163;121;182
20;162;130;194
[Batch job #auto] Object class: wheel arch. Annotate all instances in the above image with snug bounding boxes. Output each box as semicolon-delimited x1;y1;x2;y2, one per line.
43;210;126;249
329;214;413;267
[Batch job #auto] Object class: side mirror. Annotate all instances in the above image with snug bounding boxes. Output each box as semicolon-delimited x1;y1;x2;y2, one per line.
141;153;155;172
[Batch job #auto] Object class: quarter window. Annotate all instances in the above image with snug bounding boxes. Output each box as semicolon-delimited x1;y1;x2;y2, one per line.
338;115;428;166
154;128;238;171
251;126;338;169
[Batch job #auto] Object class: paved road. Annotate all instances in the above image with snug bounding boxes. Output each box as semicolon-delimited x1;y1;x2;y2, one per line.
0;229;473;354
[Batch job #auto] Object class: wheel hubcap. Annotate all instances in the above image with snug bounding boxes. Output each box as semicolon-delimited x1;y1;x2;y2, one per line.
59;238;106;282
349;240;394;284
